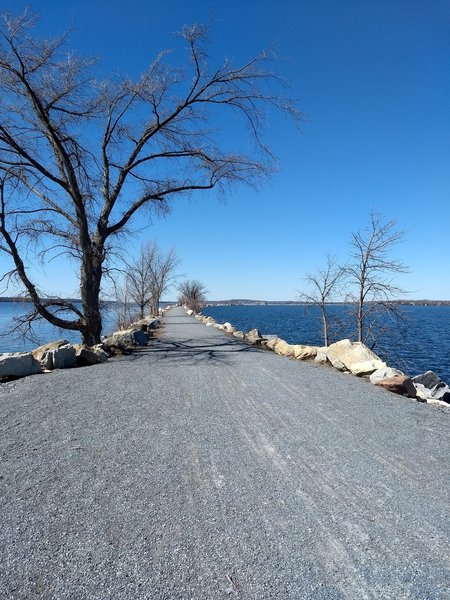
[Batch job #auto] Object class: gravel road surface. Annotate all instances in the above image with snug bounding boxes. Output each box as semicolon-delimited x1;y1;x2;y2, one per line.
1;306;449;599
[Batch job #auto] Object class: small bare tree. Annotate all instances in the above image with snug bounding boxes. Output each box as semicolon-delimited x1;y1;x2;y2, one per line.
299;255;344;346
112;278;136;330
346;213;408;347
0;13;300;345
178;279;207;312
123;242;180;319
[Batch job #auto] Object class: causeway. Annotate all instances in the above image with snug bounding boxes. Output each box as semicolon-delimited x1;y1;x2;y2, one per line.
1;306;448;599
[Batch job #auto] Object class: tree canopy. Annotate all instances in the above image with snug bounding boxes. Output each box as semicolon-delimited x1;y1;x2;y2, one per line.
0;12;300;344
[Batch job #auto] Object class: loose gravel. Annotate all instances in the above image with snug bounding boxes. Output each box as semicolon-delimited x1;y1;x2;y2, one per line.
1;307;449;599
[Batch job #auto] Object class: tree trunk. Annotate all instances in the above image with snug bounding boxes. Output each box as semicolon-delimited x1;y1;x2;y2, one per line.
357;291;364;343
139;304;145;320
79;248;103;346
321;304;329;347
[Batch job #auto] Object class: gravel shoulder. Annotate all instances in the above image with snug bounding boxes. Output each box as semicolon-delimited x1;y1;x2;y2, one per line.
1;307;449;599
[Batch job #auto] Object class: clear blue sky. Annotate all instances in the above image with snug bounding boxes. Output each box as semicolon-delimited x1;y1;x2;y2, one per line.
1;0;449;300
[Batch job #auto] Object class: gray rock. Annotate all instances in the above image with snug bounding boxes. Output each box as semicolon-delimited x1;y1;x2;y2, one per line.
0;352;41;378
129;329;149;345
375;375;417;399
431;386;450;404
74;346;100;367
51;345;76;369
370;367;405;385
103;328;149;349
412;371;444;390
33;340;70;364
93;347;108;363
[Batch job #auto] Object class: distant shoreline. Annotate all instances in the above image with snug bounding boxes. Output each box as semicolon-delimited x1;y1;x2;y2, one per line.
204;299;450;307
1;297;449;307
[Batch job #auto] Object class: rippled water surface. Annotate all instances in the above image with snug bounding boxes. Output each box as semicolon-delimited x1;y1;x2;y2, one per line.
0;302;117;351
202;304;450;382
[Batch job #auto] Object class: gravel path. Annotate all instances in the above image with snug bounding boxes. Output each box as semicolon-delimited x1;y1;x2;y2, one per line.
1;307;449;599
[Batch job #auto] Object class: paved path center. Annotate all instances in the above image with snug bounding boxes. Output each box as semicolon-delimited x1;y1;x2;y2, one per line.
1;307;448;599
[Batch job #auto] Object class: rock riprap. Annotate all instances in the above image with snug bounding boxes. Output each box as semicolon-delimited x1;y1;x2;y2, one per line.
189;307;449;409
0;313;163;380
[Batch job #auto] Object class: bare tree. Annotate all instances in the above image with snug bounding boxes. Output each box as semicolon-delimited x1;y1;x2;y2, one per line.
0;13;300;345
178;279;207;312
299;255;344;346
346;213;408;347
123;242;180;319
111;278;136;331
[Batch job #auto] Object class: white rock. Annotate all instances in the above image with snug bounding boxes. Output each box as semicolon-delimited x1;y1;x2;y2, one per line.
350;359;387;376
370;367;405;385
326;340;386;376
414;383;429;401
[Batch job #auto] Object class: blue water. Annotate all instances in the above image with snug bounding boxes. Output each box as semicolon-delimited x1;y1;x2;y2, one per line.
0;302;118;351
1;301;449;382
202;304;450;382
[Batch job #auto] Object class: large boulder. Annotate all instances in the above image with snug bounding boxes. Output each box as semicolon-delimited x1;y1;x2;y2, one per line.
370;367;405;385
431;387;450;404
375;375;417;398
0;352;41;378
326;340;386;376
93;346;108;363
273;339;295;357
222;322;236;334
51;345;77;369
233;331;245;340
411;371;450;404
292;345;318;360
246;328;264;345
413;383;429;402
264;337;294;357
265;337;280;352
33;340;76;370
74;345;101;367
103;328;149;349
130;317;160;332
411;371;443;390
33;339;70;363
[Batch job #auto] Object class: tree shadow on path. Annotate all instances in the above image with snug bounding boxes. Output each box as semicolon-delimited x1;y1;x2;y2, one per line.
126;336;262;367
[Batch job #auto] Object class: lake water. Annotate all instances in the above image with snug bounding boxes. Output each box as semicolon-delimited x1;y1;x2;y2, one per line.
0;302;118;352
202;304;450;383
1;301;449;383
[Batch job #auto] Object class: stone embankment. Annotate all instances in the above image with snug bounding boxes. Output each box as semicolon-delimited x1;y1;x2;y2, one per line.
0;314;163;380
186;307;450;408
